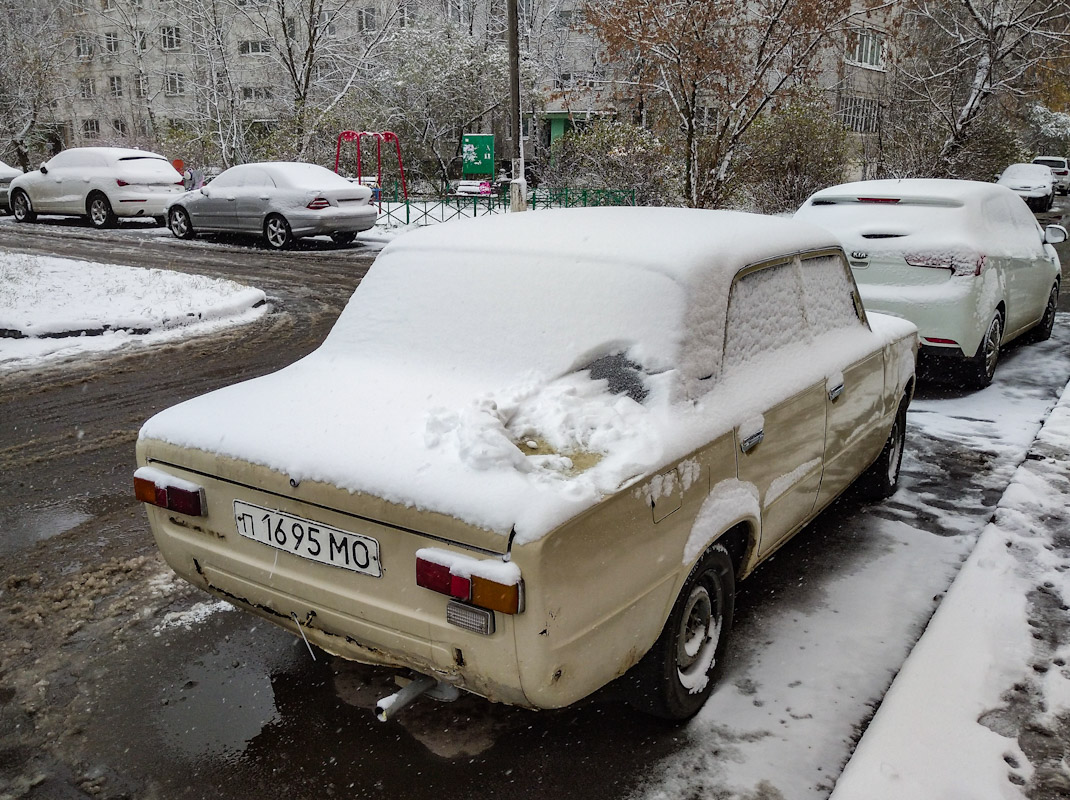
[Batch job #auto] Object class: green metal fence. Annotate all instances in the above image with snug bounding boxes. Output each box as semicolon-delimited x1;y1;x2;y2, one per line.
372;182;636;228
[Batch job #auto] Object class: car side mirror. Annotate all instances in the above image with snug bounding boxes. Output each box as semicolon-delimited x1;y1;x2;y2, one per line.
200;187;210;198
1044;224;1067;245
39;163;48;175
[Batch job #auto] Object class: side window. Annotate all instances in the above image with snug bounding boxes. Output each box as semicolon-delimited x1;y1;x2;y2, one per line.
723;262;807;372
242;169;276;188
798;254;865;332
209;169;243;188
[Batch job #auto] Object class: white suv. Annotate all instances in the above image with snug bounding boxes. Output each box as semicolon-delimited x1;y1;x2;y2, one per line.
9;147;184;228
1033;156;1070;195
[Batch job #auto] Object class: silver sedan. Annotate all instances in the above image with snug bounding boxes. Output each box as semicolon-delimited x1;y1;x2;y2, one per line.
0;159;20;212
166;162;378;249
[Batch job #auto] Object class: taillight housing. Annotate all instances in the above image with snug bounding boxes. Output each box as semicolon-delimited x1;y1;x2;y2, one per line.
904;252;986;277
415;549;523;616
134;466;206;517
306;197;331;210
116;179;129;187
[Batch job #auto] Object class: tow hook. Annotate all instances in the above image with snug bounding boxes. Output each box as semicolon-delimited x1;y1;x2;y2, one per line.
375;674;461;722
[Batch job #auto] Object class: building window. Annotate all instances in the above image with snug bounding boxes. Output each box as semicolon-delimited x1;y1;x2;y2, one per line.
75;34;94;60
112;118;127;135
83;119;101;139
555;9;573;28
238;40;271;54
839;95;880;133
109;75;123;97
164;72;185;95
284;16;296;39
317;9;335;36
135;73;149;98
79;78;95;98
134;31;148;52
846;28;885;70
356;6;377;31
104;32;119;55
132;0;143;8
161;26;181;51
242;86;274;100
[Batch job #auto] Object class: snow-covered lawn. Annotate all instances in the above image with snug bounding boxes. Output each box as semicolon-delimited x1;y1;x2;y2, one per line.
0;251;270;371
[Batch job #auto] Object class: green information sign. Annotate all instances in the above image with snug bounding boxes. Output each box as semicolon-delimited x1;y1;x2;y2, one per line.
461;134;495;176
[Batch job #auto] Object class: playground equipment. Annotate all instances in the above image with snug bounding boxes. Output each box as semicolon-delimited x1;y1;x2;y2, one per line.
334;130;408;202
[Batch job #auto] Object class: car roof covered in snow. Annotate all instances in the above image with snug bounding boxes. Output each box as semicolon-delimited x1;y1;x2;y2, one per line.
799;178;1010;208
60;146;170;161
381;207;841;290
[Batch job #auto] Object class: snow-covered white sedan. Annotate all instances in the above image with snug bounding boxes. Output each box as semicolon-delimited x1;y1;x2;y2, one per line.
135;208;917;721
796;179;1065;389
8;147;184;228
166;162;378;249
997;163;1055;211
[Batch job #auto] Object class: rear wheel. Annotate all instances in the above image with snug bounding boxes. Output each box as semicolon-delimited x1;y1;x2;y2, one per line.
168;206;195;239
966;311;1003;389
859;399;907;499
627;545;735;721
264;214;293;250
87;192;117;229
330;231;356;245
10;189;35;223
1028;284;1059;343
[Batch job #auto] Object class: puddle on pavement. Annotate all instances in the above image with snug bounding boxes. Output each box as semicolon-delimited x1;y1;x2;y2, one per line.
155;637;280;759
0;500;92;557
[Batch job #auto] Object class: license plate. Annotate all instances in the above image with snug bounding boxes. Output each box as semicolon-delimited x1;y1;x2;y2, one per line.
233;500;382;577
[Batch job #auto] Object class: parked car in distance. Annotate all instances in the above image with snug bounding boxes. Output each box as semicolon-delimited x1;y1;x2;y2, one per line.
796;179;1064;389
166;162;377;249
8;147;183;228
997;163;1055;211
0;159;20;212
136;208;917;722
1033;155;1070;195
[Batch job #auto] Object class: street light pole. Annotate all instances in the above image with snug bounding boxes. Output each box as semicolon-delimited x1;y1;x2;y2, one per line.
507;0;527;211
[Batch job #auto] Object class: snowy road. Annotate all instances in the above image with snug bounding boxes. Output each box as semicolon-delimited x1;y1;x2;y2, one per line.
1;217;1069;799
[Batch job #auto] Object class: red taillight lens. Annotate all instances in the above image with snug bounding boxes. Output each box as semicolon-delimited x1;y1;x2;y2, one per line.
923;337;960;346
134;469;206;517
858;197;900;204
175;179;185;186
904;253;986;276
306;197;330;210
415;553;522;614
116;179;129;187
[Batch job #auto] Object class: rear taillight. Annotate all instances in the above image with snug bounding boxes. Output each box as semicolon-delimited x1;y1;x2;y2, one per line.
175;179;185;186
116;179;129;187
306;197;331;210
134;466;205;516
858;197;900;204
904;253;986;276
415;549;523;616
922;337;960;346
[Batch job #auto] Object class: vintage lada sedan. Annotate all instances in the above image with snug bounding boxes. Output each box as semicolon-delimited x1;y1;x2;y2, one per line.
136;208;917;721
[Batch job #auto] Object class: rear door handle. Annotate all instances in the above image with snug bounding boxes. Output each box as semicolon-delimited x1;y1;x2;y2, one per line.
828;382;845;401
740;429;764;453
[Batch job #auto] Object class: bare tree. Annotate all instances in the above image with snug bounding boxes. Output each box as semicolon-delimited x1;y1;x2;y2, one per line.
0;0;73;168
582;0;886;207
899;0;1070;173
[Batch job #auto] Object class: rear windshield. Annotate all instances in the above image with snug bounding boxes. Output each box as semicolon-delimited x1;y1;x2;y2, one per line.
1033;158;1066;169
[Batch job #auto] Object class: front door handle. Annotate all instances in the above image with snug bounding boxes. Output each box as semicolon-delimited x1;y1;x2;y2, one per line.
740;429;764;453
828;382;845;402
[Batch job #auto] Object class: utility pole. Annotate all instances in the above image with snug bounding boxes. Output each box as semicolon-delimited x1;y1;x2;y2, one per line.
507;0;527;211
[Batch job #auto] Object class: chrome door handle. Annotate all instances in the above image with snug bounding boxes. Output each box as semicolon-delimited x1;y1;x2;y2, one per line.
828;382;845;401
740;430;764;453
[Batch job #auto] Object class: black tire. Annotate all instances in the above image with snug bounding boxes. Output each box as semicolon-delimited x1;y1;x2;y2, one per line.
966;311;1003;389
859;399;907;500
264;214;293;250
330;231;357;245
627;544;735;721
153;215;167;227
10;189;35;223
168;206;195;239
87;192;117;229
1027;283;1059;343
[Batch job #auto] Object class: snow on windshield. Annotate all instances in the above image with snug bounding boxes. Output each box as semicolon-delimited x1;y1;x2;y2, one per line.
322;248;687;384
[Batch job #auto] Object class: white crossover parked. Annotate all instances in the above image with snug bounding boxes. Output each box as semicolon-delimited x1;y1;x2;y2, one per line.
796;179;1065;388
8;147;184;228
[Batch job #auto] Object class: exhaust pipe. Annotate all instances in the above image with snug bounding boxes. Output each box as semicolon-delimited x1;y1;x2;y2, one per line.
375;675;437;722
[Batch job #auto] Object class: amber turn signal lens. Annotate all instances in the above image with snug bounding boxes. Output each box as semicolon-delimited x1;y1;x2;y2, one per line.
471;576;522;615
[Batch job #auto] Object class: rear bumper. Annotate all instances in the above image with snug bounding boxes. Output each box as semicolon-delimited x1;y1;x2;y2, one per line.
287;205;378;237
112;189;182;217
